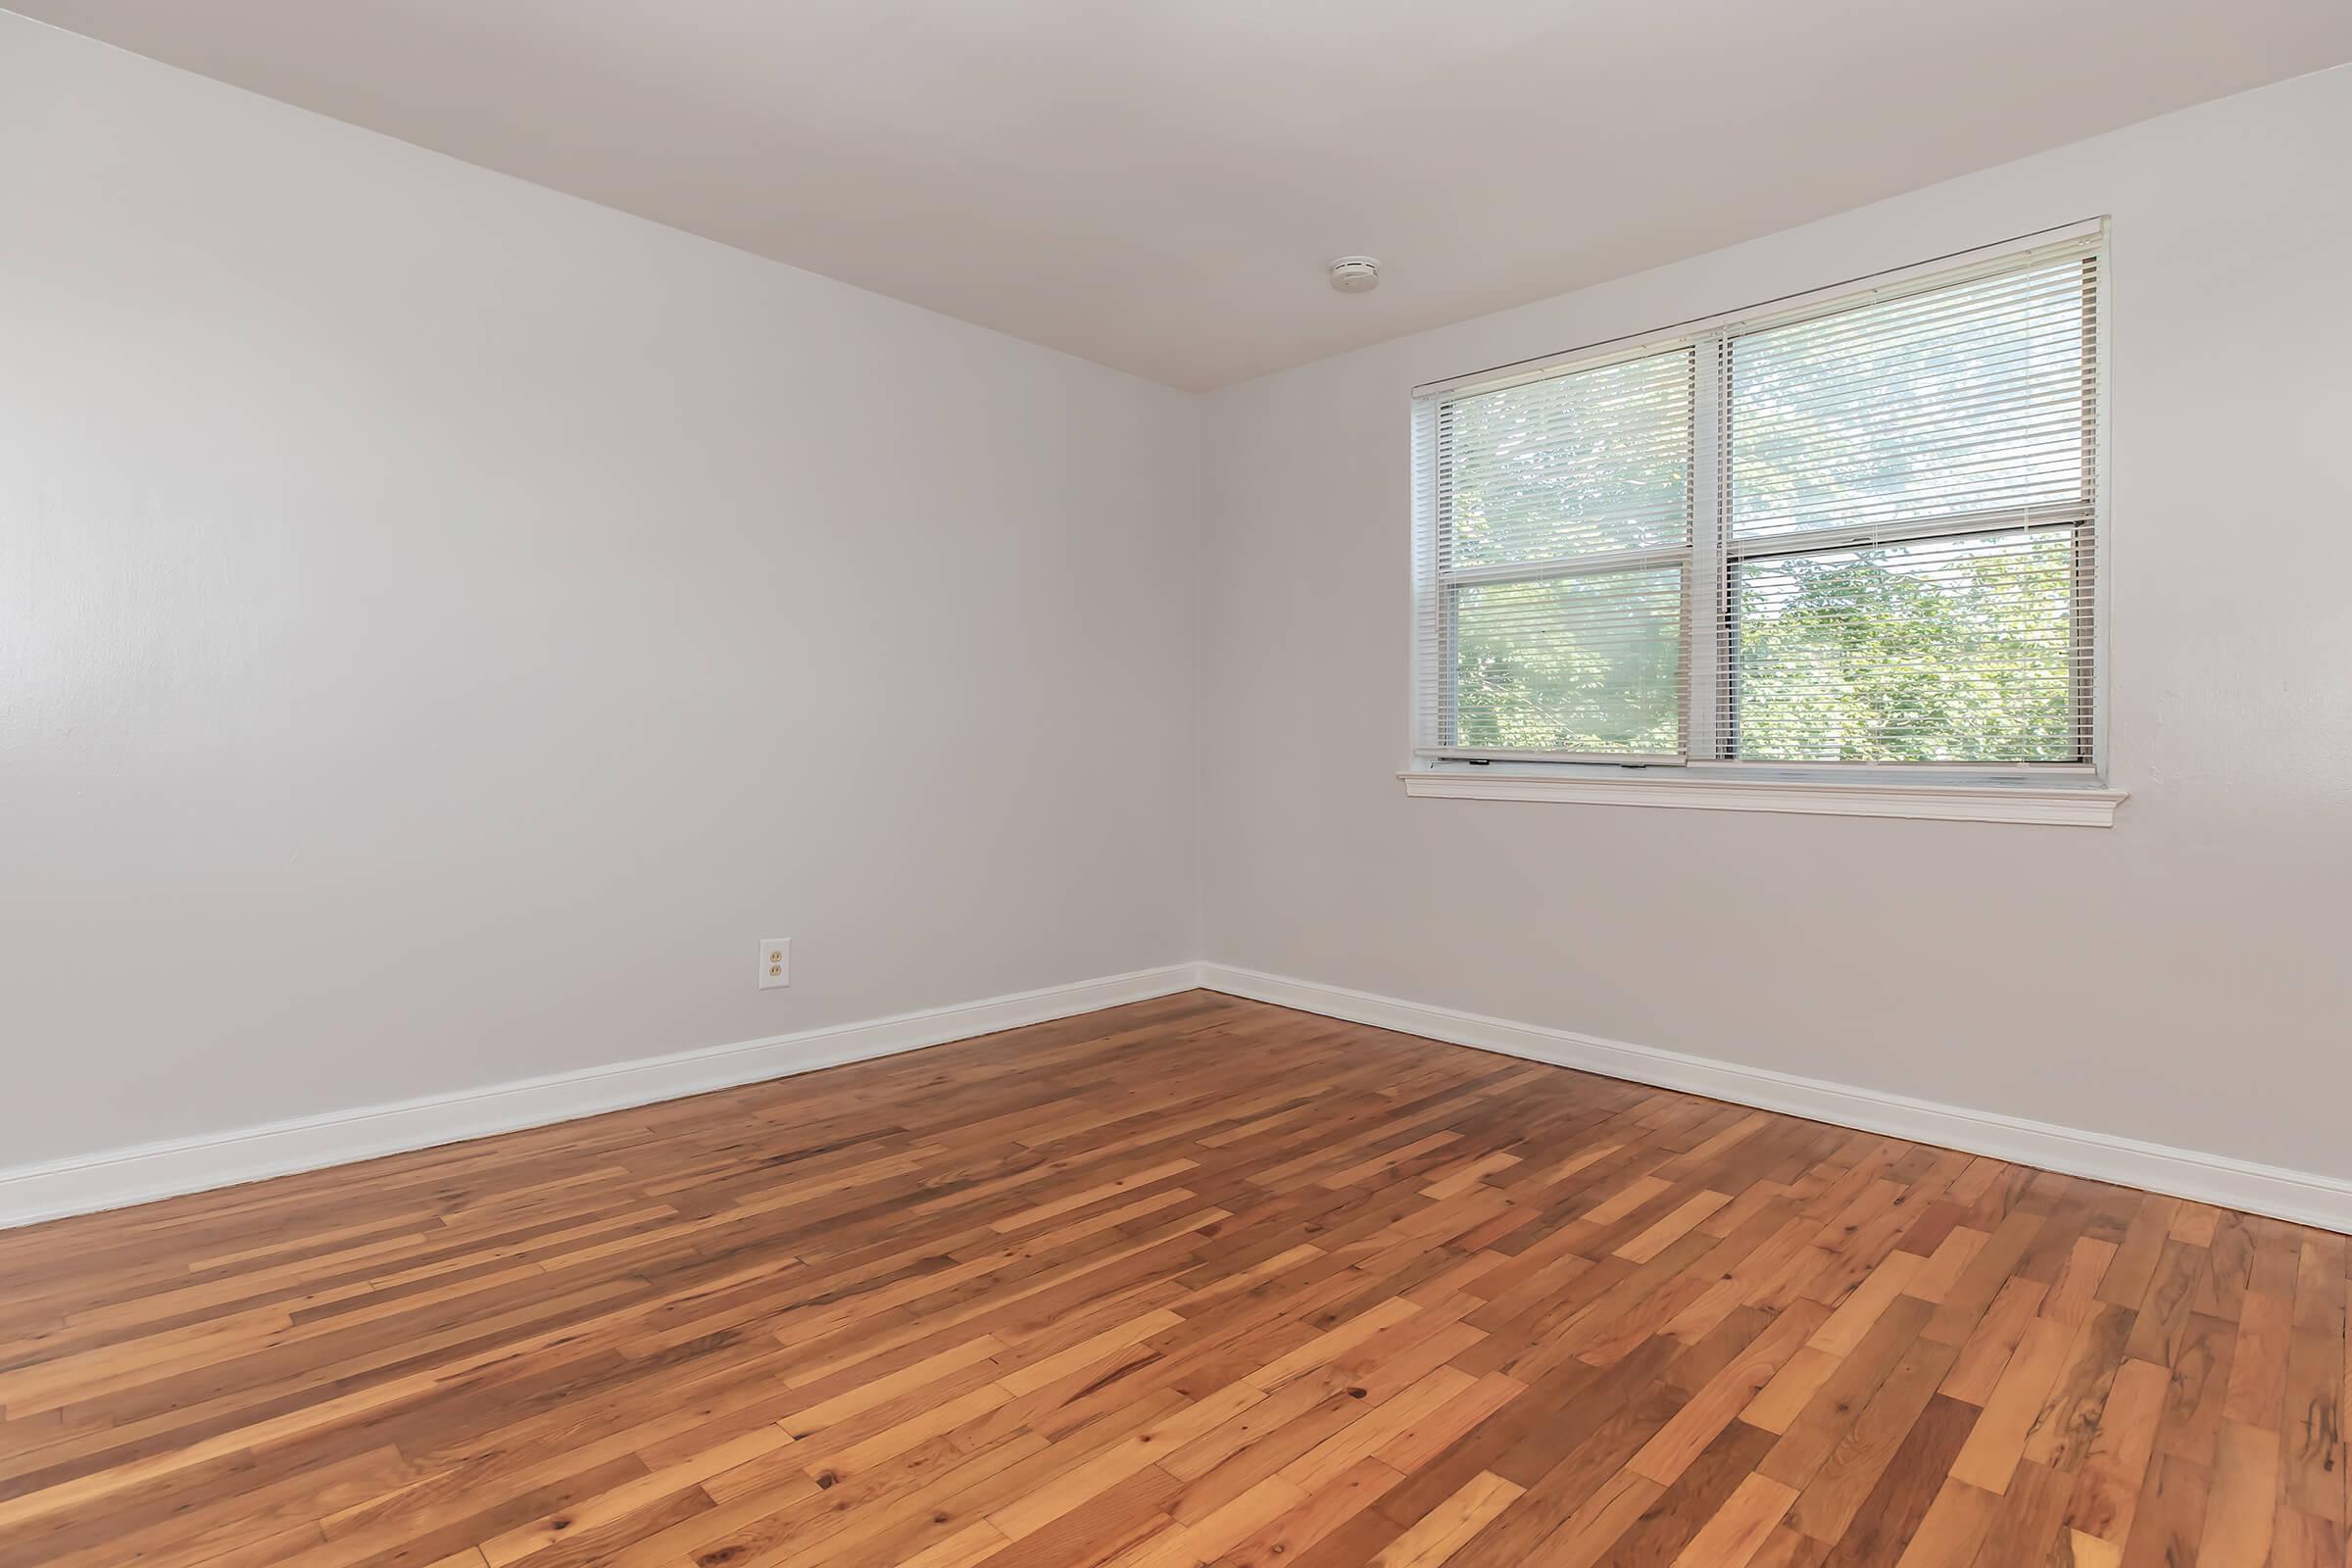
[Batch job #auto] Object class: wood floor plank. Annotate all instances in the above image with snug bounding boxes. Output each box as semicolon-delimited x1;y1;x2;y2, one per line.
0;991;2339;1567
1360;1469;1522;1568
2196;1423;2280;1568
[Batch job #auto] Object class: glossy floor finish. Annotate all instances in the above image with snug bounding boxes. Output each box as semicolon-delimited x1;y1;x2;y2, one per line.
0;992;2341;1567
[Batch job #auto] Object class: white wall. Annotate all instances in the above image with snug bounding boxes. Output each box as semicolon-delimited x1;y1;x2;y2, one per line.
7;9;2347;1204
0;15;1200;1169
1200;66;2352;1180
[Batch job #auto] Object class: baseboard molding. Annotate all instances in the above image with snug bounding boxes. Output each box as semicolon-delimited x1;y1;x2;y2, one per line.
1198;962;2352;1235
0;964;1203;1231
15;958;2344;1237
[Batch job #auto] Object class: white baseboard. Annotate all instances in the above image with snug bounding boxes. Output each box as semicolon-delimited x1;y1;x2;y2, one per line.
15;958;2344;1238
0;964;1203;1231
1198;962;2352;1235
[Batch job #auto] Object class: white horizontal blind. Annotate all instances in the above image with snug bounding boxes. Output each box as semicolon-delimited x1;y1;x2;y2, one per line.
1411;345;1695;761
1412;230;2103;771
1711;244;2101;763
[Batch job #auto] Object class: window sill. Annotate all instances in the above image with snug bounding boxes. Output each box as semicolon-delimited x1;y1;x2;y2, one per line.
1398;770;2127;826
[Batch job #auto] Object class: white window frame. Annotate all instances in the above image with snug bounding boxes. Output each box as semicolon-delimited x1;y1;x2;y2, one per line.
1404;220;2125;827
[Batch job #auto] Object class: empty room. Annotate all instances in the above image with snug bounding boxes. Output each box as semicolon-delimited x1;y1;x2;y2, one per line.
4;3;2350;1564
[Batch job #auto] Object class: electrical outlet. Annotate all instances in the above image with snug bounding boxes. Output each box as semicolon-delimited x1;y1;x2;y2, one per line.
758;938;790;990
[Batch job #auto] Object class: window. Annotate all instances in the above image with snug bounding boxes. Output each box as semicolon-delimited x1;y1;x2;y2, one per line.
1411;228;2107;806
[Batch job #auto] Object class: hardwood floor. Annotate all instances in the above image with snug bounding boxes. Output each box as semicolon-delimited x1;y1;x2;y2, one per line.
0;991;2341;1567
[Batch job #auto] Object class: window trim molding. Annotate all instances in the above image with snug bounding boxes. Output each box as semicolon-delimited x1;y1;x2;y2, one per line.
1397;768;2127;826
1409;217;2115;793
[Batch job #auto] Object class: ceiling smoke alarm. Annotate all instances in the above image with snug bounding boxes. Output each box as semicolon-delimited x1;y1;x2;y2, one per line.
1327;256;1381;293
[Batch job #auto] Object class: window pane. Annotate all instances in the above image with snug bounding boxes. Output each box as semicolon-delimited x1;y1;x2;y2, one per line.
1449;567;1683;754
1445;348;1691;568
1732;528;2082;762
1729;259;2092;541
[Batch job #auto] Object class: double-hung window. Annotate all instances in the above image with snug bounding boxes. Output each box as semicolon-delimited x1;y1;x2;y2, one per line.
1410;226;2112;818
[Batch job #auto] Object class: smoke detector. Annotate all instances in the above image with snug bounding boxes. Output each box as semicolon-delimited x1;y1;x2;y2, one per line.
1328;256;1381;293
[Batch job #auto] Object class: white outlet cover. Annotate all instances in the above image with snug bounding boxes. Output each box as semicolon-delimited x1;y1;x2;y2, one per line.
758;937;791;990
